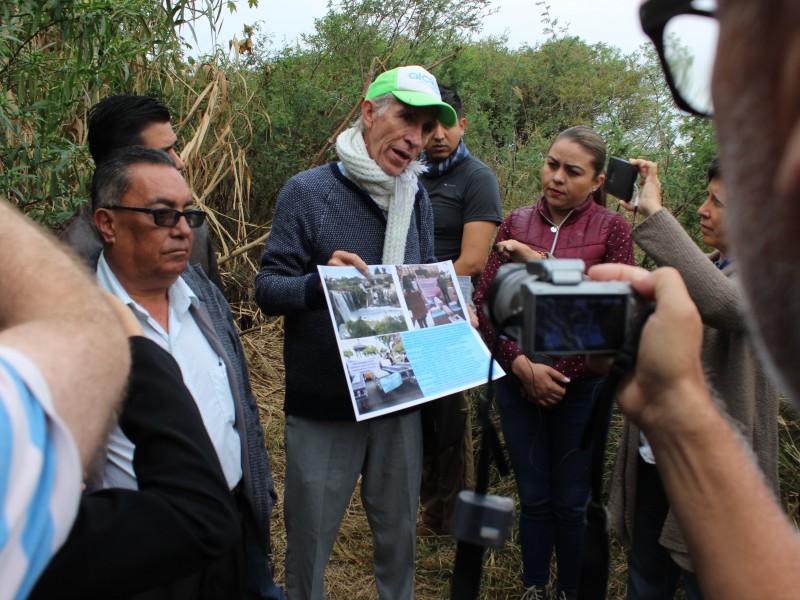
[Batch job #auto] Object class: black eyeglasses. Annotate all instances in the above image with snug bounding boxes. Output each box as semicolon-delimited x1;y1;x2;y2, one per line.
109;206;207;228
640;0;718;117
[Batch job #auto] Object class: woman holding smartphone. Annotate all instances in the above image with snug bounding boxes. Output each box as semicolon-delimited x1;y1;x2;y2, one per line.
474;126;634;600
608;158;779;600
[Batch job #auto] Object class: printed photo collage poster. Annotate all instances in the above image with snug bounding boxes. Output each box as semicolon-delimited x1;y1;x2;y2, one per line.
319;260;505;421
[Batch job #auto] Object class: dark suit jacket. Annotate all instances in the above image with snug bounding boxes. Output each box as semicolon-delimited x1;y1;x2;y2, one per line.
30;337;240;599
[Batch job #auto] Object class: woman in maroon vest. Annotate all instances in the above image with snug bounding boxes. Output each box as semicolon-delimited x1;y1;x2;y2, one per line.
474;126;634;600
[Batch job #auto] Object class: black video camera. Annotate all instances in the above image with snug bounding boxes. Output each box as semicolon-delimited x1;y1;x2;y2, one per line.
485;259;645;357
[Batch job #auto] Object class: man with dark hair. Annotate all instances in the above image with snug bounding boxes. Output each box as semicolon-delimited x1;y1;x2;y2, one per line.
418;85;502;536
586;0;800;596
87;95;175;162
421;86;501;281
60;94;223;290
85;146;282;599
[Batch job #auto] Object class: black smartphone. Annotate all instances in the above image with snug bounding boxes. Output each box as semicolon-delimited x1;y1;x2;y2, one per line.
604;157;639;201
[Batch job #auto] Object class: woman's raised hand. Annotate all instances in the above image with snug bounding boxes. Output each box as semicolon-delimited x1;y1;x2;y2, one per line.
494;240;547;263
621;158;663;218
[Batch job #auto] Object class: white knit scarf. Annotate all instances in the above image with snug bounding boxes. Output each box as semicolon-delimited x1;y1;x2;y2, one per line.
336;126;425;265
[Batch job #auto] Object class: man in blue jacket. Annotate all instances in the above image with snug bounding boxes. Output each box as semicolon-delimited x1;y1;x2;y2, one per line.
255;65;455;599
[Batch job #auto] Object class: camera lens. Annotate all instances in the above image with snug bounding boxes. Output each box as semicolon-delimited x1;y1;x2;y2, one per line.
485;263;528;332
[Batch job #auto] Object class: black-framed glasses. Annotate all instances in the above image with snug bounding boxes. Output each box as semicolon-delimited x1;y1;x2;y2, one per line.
109;206;207;228
640;0;718;117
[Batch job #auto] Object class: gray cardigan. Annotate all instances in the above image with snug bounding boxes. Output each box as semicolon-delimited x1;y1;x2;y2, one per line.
181;265;276;550
609;208;780;571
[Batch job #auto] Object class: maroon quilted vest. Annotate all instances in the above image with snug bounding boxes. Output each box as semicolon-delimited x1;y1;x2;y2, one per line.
509;196;620;269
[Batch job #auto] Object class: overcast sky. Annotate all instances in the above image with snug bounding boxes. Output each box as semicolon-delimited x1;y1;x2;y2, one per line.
190;0;652;57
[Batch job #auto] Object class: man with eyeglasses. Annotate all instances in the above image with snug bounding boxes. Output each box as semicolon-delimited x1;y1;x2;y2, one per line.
588;0;800;597
85;146;283;599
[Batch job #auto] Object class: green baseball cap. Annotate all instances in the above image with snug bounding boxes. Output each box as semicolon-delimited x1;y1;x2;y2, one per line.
366;66;457;128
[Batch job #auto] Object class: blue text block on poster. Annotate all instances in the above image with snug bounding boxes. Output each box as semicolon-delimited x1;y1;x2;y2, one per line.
401;322;503;398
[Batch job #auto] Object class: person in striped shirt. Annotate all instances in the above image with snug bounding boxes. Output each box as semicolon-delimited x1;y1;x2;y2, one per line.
0;199;129;599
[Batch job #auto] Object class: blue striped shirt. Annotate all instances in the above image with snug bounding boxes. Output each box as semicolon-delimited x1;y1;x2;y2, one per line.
0;347;81;600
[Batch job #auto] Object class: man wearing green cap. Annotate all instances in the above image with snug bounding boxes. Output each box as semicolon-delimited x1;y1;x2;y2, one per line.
255;65;455;599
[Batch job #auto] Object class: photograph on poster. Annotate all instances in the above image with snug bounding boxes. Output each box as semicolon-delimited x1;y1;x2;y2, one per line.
340;334;423;415
323;266;407;339
396;264;466;329
319;261;505;421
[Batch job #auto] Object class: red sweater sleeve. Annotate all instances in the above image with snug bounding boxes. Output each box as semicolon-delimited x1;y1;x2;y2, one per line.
605;213;635;266
474;216;525;373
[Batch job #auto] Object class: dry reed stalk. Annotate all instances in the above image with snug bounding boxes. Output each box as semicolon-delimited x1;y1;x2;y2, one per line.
170;62;262;278
217;230;269;265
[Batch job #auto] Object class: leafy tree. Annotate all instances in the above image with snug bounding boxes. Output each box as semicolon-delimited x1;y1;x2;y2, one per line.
0;0;252;226
434;36;665;214
658;116;718;240
2;0;716;276
237;0;492;225
347;317;375;338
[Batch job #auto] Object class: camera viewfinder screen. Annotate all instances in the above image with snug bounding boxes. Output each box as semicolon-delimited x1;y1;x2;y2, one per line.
535;295;627;353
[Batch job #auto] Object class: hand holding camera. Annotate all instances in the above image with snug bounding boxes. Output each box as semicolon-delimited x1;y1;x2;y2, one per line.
625;159;663;218
486;259;648;357
586;263;706;433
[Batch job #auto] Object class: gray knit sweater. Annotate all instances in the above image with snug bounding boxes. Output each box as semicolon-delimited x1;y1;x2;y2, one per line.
182;264;277;553
608;208;780;571
254;162;436;420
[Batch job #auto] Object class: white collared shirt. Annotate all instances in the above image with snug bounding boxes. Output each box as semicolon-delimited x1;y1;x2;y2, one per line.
96;253;242;490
